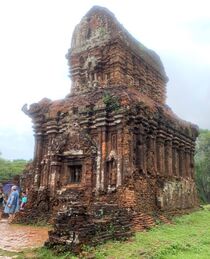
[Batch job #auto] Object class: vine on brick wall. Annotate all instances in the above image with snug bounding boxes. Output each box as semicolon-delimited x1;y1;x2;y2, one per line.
102;91;120;112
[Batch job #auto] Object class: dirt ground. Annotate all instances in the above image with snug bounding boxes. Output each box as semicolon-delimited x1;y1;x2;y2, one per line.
0;218;49;258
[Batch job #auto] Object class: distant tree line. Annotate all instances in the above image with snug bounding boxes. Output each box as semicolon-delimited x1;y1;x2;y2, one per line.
195;129;210;203
0;153;28;182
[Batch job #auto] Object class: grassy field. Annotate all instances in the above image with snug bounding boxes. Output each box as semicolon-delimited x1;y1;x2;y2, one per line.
1;206;210;258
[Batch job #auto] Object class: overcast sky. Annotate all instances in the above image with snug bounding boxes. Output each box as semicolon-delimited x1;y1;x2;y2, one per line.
0;0;209;160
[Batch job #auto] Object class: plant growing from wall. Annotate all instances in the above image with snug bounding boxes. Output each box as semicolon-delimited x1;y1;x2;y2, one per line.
102;91;120;112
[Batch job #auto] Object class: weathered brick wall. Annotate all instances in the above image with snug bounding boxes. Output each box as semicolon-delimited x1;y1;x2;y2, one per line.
157;178;198;210
46;204;132;253
68;6;167;104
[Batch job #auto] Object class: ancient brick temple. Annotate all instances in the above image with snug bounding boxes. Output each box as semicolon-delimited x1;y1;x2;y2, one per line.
21;6;198;252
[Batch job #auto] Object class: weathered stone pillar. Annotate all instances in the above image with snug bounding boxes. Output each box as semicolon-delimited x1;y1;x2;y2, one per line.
96;147;101;192
147;134;157;175
136;124;147;173
156;131;165;175
189;149;195;179
46;120;59;188
41;156;50;187
165;138;173;176
95;106;107;192
49;160;61;195
119;126;131;180
185;147;191;178
100;126;107;191
34;133;43;163
116;126;123;187
179;144;185;177
33;129;43;188
172;138;179;177
96;126;103;192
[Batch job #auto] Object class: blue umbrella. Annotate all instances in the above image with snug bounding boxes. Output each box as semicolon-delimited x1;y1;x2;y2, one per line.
3;183;20;195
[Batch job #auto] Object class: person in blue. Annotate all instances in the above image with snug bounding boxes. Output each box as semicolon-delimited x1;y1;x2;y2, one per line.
4;185;19;223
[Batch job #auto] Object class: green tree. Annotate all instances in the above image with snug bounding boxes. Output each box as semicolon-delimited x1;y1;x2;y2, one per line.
0;155;28;182
195;129;210;203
